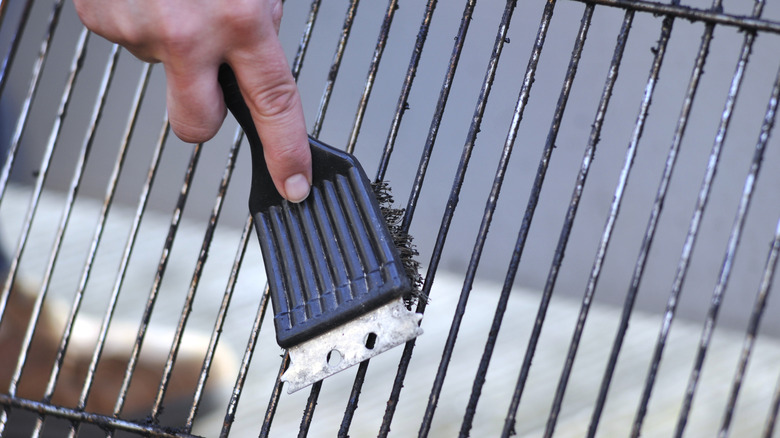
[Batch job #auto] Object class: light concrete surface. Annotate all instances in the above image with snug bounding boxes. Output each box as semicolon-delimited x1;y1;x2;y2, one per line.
3;185;779;437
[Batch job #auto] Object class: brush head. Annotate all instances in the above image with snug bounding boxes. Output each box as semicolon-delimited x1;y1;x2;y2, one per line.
251;137;416;348
219;64;423;391
371;181;425;302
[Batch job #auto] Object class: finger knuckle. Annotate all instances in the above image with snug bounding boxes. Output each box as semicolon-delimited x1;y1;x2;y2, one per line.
249;80;298;121
265;141;310;177
273;141;309;164
221;0;264;34
156;25;199;58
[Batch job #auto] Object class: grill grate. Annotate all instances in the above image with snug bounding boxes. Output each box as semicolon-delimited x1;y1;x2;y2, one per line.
1;0;780;436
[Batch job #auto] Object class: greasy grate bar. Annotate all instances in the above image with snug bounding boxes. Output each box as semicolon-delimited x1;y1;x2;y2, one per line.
0;394;198;438
1;0;779;436
571;0;780;34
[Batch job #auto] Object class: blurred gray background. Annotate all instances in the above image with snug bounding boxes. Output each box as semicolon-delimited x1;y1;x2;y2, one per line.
2;0;780;336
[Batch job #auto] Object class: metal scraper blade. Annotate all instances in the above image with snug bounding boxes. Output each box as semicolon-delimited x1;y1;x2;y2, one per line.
282;297;422;393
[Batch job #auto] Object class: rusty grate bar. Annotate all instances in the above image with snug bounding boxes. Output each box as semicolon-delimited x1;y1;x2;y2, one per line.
545;2;672;436
147;130;242;428
290;0;321;81
310;0;359;138
461;0;567;434
344;0;398;154
587;3;716;436
679;33;780;438
258;350;289;438
185;194;249;433
0;24;88;434
632;1;765;435
0;394;201;438
378;1;479;432
766;351;780;436
0;0;63;212
504;5;626;435
380;0;521;435
262;0;364;433
21;39;121;438
417;0;528;435
571;0;780;34
374;0;436;183
336;0;402;430
0;0;32;99
66;125;178;438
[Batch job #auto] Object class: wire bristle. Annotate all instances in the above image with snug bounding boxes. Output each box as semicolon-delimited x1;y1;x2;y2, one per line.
372;181;425;304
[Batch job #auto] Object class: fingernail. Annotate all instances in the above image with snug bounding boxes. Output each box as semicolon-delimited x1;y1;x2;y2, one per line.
284;173;311;203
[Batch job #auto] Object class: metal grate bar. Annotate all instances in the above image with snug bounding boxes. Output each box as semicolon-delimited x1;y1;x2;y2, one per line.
676;24;777;437
546;3;676;435
0;0;64;223
298;380;321;437
185;167;250;431
0;25;88;342
210;215;255;437
395;0;473;235
3;26;89;394
570;0;780;34
290;0;322;81
310;0;359;138
632;1;762;434
417;0;519;435
252;4;323;434
67;123;181;437
374;0;436;183
1;1;779;435
283;1;365;432
335;0;404;432
501;3;630;434
338;362;366;437
334;0;436;409
0;0;33;100
378;2;478;433
218;275;266;437
20;39;121;437
258;350;289;438
148;131;241;429
718;68;780;435
766;370;780;437
587;5;716;436
381;0;516;433
0;24;89;435
345;0;397;154
0;394;200;438
148;131;242;426
588;7;714;437
459;0;561;434
27;61;153;437
104;134;197;430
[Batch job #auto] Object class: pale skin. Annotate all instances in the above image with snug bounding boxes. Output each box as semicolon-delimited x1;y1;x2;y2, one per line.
73;0;312;202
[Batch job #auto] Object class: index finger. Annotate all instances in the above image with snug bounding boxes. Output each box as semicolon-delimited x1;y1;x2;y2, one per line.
228;42;311;203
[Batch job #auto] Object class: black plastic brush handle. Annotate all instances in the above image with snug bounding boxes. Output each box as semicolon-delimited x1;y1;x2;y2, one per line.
219;64;412;348
217;64;283;210
217;65;362;206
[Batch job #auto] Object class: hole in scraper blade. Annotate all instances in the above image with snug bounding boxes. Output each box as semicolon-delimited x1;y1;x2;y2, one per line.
327;349;343;367
365;332;377;349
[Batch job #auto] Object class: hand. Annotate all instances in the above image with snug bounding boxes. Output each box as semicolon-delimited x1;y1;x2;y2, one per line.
73;0;312;202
